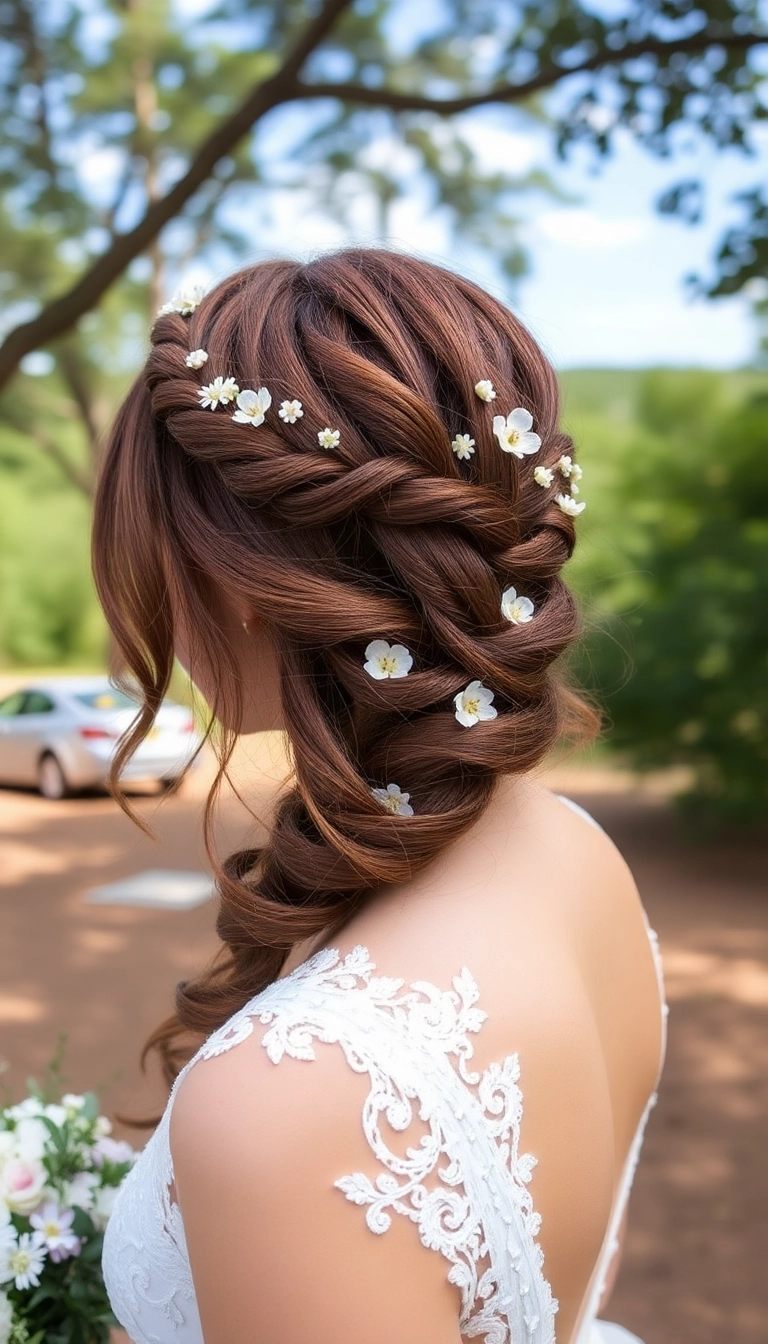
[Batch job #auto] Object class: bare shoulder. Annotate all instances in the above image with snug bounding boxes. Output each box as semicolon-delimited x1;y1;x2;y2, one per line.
169;1010;463;1344
524;782;664;1113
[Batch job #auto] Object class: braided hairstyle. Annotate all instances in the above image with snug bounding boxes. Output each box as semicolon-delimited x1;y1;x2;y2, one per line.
92;248;600;1110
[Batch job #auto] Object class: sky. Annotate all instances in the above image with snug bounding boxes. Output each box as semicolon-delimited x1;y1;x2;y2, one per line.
229;110;766;372
85;0;767;373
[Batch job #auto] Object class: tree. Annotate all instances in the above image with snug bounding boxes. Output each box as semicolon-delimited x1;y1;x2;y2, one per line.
0;0;766;437
570;369;768;827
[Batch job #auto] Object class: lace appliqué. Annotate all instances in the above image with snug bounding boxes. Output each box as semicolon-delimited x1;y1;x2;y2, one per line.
250;946;559;1344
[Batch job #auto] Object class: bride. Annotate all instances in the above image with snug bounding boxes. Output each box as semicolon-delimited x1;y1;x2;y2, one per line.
93;248;667;1344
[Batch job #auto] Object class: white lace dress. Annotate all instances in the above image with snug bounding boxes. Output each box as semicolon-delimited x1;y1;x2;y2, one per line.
102;797;668;1344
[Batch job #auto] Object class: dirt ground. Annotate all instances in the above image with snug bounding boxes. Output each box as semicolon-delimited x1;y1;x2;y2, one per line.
1;741;766;1344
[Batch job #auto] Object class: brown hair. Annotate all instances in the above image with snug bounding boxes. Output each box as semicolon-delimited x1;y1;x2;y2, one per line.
92;248;600;1121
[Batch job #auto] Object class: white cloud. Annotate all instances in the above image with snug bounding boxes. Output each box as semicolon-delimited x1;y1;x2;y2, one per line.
520;294;753;369
456;121;539;176
536;209;650;250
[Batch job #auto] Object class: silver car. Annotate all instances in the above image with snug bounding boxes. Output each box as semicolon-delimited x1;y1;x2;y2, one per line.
0;676;202;799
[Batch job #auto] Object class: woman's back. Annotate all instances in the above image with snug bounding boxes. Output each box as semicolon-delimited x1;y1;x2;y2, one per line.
150;780;666;1344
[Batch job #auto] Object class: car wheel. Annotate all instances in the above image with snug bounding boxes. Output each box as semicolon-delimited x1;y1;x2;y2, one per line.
38;753;69;800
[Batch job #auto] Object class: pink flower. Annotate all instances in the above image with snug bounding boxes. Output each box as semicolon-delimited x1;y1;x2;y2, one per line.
0;1156;48;1215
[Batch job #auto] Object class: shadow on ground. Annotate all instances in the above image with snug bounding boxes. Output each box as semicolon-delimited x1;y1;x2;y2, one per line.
1;747;765;1344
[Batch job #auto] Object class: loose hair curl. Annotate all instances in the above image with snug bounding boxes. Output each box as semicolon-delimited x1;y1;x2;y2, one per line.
92;248;600;1121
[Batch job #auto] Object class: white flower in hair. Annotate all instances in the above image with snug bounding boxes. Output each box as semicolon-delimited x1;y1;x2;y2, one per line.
371;783;414;816
232;386;272;425
557;454;573;477
570;462;583;483
454;679;497;728
364;639;413;679
157;284;206;317
556;492;586;517
185;349;209;369
318;427;340;449
493;408;541;458
474;379;497;402
533;465;554;487
452;433;475;460
501;586;535;625
279;399;303;423
198;376;240;409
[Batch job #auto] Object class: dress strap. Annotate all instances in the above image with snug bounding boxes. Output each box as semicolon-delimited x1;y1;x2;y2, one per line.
553;793;605;832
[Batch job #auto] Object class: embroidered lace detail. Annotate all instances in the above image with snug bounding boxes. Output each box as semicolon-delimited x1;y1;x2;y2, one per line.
102;925;667;1344
254;946;559;1344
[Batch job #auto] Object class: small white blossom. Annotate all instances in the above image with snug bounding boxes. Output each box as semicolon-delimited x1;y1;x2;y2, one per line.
454;680;497;728
364;640;413;680
0;1286;13;1344
94;1115;112;1137
0;1210;15;1262
198;376;240;410
556;454;573;477
5;1099;45;1121
501;586;535;625
42;1104;67;1127
12;1117;48;1160
29;1201;80;1263
556;492;586;517
91;1136;135;1167
185;349;209;370
571;482;580;495
0;1231;47;1291
493;408;541;458
318;427;340;449
278;399;303;423
451;433;475;460
231;386;271;425
61;1094;86;1111
474;380;497;402
62;1171;99;1211
371;784;414;817
533;465;554;487
570;462;583;483
157;284;206;317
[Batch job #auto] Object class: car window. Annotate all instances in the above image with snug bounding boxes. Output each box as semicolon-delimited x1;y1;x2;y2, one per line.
73;689;139;711
23;692;56;714
0;692;27;717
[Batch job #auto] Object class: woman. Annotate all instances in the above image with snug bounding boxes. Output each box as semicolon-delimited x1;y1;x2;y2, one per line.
95;249;667;1344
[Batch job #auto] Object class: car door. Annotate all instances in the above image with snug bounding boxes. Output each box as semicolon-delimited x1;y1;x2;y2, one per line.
13;691;60;785
0;691;31;782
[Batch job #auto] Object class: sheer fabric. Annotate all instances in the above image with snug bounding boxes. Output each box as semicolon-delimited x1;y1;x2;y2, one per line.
102;796;668;1344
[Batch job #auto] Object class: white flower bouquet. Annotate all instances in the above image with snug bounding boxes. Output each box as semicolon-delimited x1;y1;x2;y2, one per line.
0;1059;137;1344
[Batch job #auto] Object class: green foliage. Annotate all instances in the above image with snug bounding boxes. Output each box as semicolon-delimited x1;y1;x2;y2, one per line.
0;446;106;667
0;1;765;407
565;368;768;827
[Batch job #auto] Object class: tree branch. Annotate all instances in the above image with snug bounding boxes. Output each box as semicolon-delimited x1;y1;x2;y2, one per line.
0;15;763;393
55;346;102;446
29;425;93;498
0;0;353;392
295;28;767;116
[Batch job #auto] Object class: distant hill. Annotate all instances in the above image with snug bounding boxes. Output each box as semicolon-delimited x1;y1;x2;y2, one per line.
559;366;767;424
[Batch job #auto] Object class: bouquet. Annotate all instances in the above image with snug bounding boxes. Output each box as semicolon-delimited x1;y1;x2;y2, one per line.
0;1068;138;1344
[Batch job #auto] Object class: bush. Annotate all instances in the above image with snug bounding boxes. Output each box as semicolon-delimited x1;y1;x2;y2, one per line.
0;477;106;668
569;370;768;826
